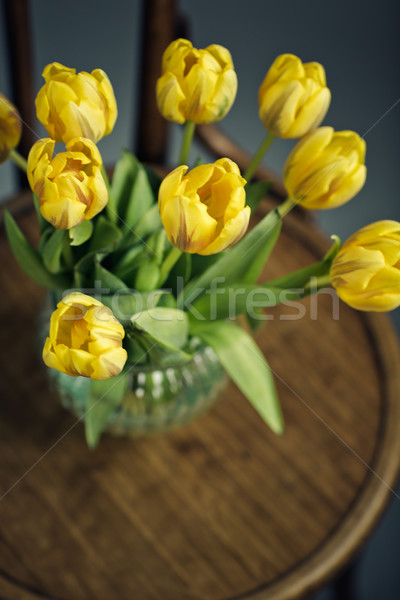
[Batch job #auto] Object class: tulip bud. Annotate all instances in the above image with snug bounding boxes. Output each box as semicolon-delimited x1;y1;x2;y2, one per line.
0;93;22;163
159;158;250;255
27;137;108;229
35;62;117;143
43;293;128;379
330;221;400;311
156;38;237;124
283;127;366;210
258;54;331;138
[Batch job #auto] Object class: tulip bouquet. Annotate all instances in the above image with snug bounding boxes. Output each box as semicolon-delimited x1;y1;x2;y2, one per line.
1;40;399;448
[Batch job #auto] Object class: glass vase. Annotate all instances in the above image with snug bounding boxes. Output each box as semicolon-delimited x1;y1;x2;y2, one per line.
38;295;227;438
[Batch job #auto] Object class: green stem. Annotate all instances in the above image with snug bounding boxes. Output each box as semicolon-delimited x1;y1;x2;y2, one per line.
9;149;28;172
303;273;331;292
158;246;182;286
244;132;275;182
277;197;296;218
179;120;196;165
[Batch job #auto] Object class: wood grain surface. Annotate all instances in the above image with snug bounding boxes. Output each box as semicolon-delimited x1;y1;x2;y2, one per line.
1;197;400;600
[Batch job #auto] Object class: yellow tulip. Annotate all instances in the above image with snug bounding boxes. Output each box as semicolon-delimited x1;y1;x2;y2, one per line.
156;38;237;124
283;127;366;209
27;137;108;229
258;54;331;138
43;293;128;379
35;62;117;143
0;93;22;163
159;158;249;255
330;221;400;311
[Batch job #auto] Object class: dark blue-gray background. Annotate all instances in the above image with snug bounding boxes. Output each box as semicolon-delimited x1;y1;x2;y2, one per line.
1;1;399;598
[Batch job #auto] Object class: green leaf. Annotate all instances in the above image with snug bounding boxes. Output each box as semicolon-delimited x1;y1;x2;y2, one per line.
165;252;192;294
266;236;341;294
181;209;281;306
109;149;137;221
245;181;271;212
131;307;189;351
134;204;162;239
190;252;220;279
4;210;68;290
173;252;192;283
89;216;122;254
143;165;162;196
69;220;93;246
101;165;115;222
124;162;154;230
73;218;122;281
134;259;161;292
109;151;155;231
113;245;146;280
85;372;128;448
94;262;128;293
38;227;53;256
190;320;283;434
102;289;169;323
191;284;301;321
42;229;66;273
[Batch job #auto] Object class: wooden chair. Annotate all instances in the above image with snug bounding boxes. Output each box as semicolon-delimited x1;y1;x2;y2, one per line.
1;2;400;599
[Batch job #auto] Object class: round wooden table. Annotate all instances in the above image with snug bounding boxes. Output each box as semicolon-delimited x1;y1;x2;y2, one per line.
1;195;400;600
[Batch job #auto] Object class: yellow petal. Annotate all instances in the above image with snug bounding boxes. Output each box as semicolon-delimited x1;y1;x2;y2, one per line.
158;165;188;214
184;163;216;195
90;348;128;380
162;39;193;72
304;61;327;86
91;69;118;134
260;54;304;90
66;137;103;167
314;165;366;210
69;348;95;377
0;93;22;162
160;194;217;253
205;45;234;70
156;72;186;123
259;79;305;137
39;186;86;229
199;206;250;255
27;138;55;190
42;62;75;81
43;338;73;376
36;63;117;143
206;172;246;222
85;170;108;220
286;87;331;138
258;54;329;139
63;292;103;308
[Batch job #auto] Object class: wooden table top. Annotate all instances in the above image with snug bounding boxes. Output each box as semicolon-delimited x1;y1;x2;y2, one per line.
1;195;400;600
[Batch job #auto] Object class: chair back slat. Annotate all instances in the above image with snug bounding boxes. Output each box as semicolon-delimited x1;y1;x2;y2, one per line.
135;0;177;164
3;0;35;165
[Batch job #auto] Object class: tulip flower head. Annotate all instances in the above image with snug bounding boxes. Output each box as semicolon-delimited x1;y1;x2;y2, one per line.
156;38;237;124
159;158;250;255
35;62;117;144
330;221;400;311
283;127;366;210
27;137;108;229
43;293;128;379
258;54;331;139
0;93;22;163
